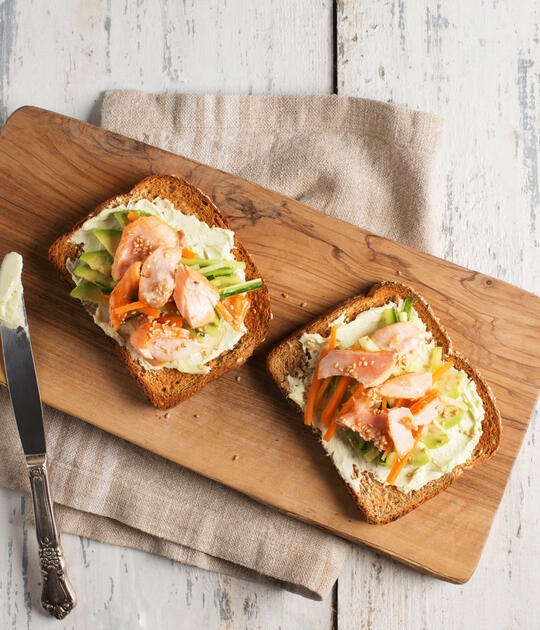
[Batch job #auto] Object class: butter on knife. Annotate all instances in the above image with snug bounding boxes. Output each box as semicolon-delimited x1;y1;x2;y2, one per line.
0;251;27;330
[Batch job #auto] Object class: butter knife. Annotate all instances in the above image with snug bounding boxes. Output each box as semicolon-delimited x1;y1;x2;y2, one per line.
0;253;76;619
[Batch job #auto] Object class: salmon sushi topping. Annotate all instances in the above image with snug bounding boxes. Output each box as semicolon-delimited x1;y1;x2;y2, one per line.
139;246;183;308
370;321;424;355
318;349;396;387
173;264;220;329
112;216;181;281
130;316;204;366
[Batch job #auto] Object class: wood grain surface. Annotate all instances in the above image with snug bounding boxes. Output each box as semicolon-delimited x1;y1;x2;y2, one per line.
0;106;538;585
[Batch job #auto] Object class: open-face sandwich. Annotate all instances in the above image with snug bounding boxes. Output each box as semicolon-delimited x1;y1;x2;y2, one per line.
267;282;501;523
49;175;270;409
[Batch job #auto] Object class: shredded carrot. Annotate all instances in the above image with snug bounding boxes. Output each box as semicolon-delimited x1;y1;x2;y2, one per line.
320;377;351;425
393;398;405;408
386;432;423;485
304;363;323;426
182;248;196;259
432;360;454;382
315;378;331;405
381;397;387;410
323;384;364;442
137;306;161;318
234;296;250;327
113;300;160;318
102;293;110;300
314;327;339;406
409;389;438;416
127;211;140;222
323;420;340;442
217;295;250;331
216;301;237;329
328;325;338;350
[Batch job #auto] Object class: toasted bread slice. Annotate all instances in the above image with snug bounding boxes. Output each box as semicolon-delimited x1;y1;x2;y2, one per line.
267;282;501;524
49;175;271;409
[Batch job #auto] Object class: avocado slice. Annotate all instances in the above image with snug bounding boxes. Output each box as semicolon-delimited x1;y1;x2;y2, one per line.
113;209;151;228
70;281;108;306
80;250;113;276
73;264;113;290
93;229;122;255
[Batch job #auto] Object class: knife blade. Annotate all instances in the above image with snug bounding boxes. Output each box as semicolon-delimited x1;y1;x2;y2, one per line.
0;252;76;619
0;306;46;456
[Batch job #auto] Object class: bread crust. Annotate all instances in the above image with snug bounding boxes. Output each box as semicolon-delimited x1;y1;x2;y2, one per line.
266;281;501;524
48;175;271;409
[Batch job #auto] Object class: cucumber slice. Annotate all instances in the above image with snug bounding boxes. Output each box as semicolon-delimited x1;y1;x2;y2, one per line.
73;264;113;290
79;250;113;276
199;262;235;276
421;424;450;449
93;229;122;255
345;430;367;454
180;257;245;269
357;335;380;352
441;405;465;429
430;346;444;373
206;269;235;280
382;307;397;325
436;369;467;399
404;350;423;373
70;281;108;306
402;296;414;319
219;278;263;299
210;275;242;289
409;447;430;467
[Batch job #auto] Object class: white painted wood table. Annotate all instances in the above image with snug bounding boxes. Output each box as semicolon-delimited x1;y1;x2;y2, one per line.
0;1;538;628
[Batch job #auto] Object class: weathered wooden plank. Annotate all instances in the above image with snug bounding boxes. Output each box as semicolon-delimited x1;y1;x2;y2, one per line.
2;0;333;125
337;1;539;628
0;1;334;628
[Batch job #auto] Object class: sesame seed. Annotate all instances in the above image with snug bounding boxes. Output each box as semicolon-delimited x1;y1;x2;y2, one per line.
232;455;239;461
235;376;241;382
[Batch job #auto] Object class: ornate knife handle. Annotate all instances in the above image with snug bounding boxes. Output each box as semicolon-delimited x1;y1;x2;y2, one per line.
26;454;76;619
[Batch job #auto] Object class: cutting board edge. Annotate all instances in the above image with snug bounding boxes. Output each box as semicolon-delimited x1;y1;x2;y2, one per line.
3;105;539;306
0;105;536;585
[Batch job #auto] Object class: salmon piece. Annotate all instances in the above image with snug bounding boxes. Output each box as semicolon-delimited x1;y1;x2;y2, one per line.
337;396;391;451
411;398;441;427
139;246;182;308
371;321;424;355
318;349;396;387
387;407;415;456
112;216;181;281
379;371;432;399
130;316;203;366
109;261;141;331
173;264;220;329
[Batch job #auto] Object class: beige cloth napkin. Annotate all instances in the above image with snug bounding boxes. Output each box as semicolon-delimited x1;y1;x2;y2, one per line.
0;92;444;600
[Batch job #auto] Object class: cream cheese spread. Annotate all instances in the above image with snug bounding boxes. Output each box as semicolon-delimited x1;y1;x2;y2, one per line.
0;252;27;331
286;301;484;493
68;198;245;374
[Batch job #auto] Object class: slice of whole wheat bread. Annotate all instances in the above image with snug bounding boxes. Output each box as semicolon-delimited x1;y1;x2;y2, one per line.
49;175;271;409
266;281;501;524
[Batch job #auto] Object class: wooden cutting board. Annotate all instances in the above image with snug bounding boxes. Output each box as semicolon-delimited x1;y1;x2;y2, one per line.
0;107;538;584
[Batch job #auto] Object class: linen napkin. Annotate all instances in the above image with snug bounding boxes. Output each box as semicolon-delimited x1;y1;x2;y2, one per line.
0;92;444;600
